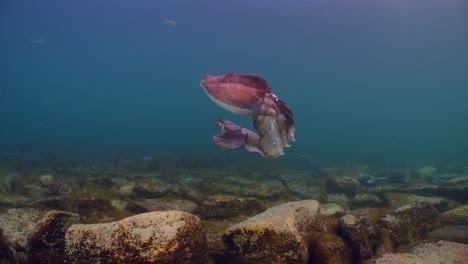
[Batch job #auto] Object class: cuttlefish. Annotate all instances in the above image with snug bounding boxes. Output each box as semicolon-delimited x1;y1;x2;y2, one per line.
200;73;295;158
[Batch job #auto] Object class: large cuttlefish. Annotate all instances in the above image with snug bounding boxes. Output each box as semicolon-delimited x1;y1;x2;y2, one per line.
200;73;295;158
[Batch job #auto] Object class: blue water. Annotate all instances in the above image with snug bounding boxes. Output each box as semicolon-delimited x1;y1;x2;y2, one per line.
1;0;467;165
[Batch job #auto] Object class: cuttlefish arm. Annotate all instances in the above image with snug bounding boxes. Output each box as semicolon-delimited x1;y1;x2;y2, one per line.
213;119;264;156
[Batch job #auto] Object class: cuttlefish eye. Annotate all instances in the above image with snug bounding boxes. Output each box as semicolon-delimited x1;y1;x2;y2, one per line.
271;93;279;101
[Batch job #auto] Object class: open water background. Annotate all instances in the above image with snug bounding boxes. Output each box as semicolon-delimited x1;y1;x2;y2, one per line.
1;0;467;166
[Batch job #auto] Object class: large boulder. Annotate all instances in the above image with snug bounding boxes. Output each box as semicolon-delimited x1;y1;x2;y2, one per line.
223;200;324;264
379;202;442;252
27;210;80;264
339;214;374;261
0;208;45;263
64;211;209;263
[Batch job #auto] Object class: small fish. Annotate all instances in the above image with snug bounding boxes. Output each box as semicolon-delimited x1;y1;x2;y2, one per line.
184;177;201;187
163;19;177;27
366;177;387;185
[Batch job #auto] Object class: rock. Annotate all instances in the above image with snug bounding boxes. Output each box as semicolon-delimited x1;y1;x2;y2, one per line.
349;194;385;209
374;240;468;264
27;210;80;264
223;200;324;264
168;183;206;204
320;203;346;218
117;183;137;198
203;218;246;262
65;211;209;263
325;176;364;197
1;228;15;264
385;193;459;213
201;177;289;200
278;174;323;199
201;195;263;219
339;214;373;261
448;175;468;184
416;166;438;176
372;184;468;203
379;202;442;252
326;193;350;211
427;225;468;244
0;208;45;263
127;198;199;214
39;175;54;186
133;181;170;198
58;196;112;217
309;232;352;264
0;173;17;193
441;204;468;225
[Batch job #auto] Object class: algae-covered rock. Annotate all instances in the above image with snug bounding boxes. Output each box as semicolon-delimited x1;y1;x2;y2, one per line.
309;232;352;264
441;204;468;225
326;193;350;211
385;193;459;212
325;176;364;197
201;195;263;219
0;208;45;263
320;203;346;218
380;202;442;251
349;194;385;209
27;210;80;264
58;196;112;217
416;166;438;176
427;225;468;244
223;200;324;264
64;211;209;263
339;214;373;261
278;173;323;199
128;198;199;214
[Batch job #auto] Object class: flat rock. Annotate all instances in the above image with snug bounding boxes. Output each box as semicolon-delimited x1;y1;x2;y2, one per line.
447;175;468;184
320;203;346;218
27;210;80;264
427;225;468;244
325;176;364;197
201;177;289;200
58;196;112;216
201;195;263;219
374;240;468;264
441;204;468;225
385;193;460;213
223;200;324;264
65;211;208;263
349;194;385;209
127;198;198;214
278;174;323;199
133;180;170;198
326;193;350;211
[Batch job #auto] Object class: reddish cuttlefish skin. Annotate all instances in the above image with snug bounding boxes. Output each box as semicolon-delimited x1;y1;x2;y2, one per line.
200;73;279;117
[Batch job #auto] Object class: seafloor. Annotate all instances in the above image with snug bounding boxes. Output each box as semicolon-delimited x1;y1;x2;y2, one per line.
0;151;467;263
